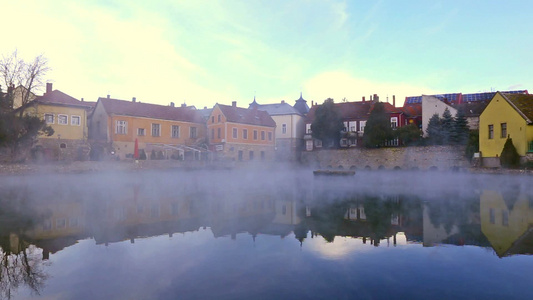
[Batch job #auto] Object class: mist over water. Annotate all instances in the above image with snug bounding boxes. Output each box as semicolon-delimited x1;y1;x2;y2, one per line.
1;168;533;299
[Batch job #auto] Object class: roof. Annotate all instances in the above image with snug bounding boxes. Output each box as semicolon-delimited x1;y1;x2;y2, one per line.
251;102;301;116
406;90;528;105
33;90;92;108
455;101;489;117
500;92;533;124
307;101;401;122
217;104;276;127
99;97;205;123
401;103;422;117
294;93;310;115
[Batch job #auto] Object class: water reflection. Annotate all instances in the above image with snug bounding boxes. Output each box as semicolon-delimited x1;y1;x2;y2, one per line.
1;171;533;298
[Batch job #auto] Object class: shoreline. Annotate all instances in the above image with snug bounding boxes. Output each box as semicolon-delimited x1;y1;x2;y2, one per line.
0;160;532;176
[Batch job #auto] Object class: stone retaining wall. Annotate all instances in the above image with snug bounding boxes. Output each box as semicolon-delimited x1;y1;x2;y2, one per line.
301;146;470;171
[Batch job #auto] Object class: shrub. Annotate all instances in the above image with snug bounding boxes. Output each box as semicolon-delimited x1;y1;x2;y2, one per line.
500;137;520;168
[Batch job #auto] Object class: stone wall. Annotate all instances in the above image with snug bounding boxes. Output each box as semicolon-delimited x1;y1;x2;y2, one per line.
301;145;469;171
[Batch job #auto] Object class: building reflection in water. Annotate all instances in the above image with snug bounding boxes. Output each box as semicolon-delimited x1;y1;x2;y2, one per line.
2;175;533;297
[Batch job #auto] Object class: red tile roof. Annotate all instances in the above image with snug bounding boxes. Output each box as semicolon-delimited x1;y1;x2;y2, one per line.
401;103;422;117
33;90;92;108
99;97;205;123
217;104;276;127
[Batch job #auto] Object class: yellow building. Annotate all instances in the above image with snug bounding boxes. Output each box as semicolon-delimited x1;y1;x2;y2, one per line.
479;92;533;167
480;190;533;257
89;96;207;160
24;83;94;160
207;102;276;161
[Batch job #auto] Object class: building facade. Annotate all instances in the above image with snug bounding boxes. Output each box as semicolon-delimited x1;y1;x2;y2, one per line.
23;83;93;160
479;92;533;167
208;102;276;162
89;96;207;160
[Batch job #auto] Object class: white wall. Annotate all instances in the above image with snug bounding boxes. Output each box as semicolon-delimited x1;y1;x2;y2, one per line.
422;95;458;137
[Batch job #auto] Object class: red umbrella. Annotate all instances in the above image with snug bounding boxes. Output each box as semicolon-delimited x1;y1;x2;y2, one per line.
134;138;139;159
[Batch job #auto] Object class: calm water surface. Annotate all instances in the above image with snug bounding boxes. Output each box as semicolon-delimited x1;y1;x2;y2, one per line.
1;169;533;299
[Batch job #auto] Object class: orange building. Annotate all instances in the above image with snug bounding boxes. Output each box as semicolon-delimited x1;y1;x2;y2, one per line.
89;97;207;160
208;102;276;161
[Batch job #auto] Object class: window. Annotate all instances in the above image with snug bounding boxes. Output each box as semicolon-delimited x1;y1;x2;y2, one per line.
137;128;145;136
243;129;248;139
238;150;243;161
58;114;68;125
233;128;238;139
217;128;221;139
45;113;54;124
306;124;312;134
253;130;258;140
190;127;197;138
343;122;348;132
268;132;272;141
71;115;81;126
261;151;265;160
349;121;356;132
501;123;507;138
359;121;366;132
261;131;265;140
502;210;509;226
489;208;495;224
211;128;215;139
211;116;214;123
488;124;494;139
249;151;254;160
152;123;160;137
172;125;180;138
218;115;221;122
282;124;287;134
171;203;179;216
391;117;398;129
116;120;127;134
60;143;67;149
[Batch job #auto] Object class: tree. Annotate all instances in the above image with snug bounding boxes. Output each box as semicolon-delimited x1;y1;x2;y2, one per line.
394;124;422;146
0;50;52;161
426;113;443;145
500;137;520;168
0;50;49;116
440;108;454;144
465;130;479;161
452;109;469;145
311;98;344;148
363;102;393;148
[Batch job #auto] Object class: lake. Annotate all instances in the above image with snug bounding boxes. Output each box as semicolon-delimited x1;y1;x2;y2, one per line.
1;169;533;300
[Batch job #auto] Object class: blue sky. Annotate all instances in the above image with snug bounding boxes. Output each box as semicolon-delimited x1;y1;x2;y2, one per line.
2;0;531;108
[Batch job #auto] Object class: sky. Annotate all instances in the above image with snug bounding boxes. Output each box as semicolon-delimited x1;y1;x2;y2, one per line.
1;0;532;108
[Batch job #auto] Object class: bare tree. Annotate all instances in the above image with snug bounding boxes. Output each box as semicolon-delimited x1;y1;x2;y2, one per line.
0;50;50;115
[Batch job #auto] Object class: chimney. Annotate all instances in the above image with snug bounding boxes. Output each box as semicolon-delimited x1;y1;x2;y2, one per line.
46;83;53;94
132;97;136;102
362;96;365;102
81;98;84;102
281;100;285;104
232;101;237;107
170;102;175;107
107;94;110;99
311;101;314;106
370;95;372;101
204;106;207;109
181;103;186;107
393;95;396;107
374;94;379;102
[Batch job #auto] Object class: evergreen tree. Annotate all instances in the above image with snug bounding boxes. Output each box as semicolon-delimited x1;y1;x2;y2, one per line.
311;98;344;148
500;137;520;168
452;109;469;145
363;102;393;148
465;130;479;161
426;113;442;145
440;108;454;144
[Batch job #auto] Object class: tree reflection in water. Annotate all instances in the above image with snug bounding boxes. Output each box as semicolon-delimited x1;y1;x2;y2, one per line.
0;243;49;299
